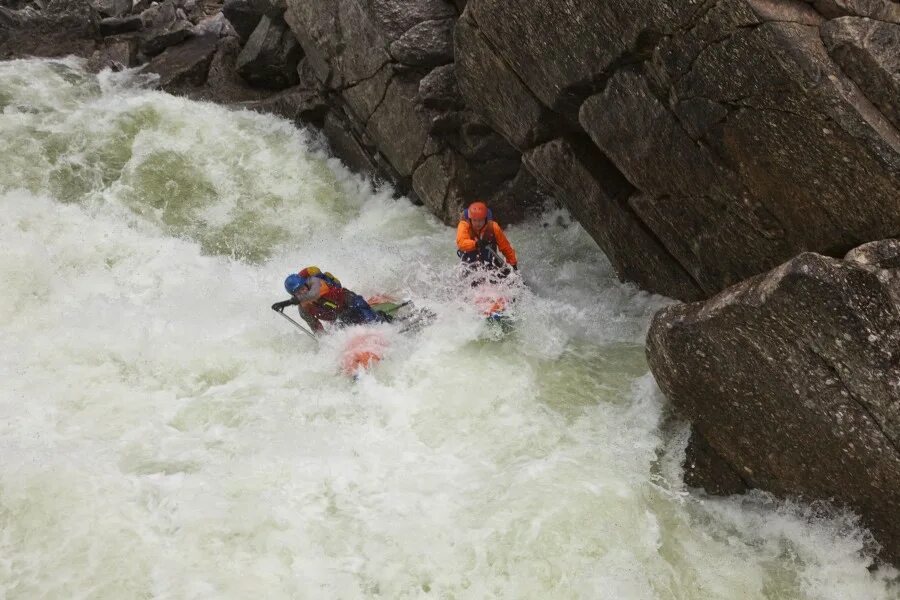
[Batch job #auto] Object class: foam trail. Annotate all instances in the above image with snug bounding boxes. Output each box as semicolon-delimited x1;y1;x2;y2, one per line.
0;59;897;599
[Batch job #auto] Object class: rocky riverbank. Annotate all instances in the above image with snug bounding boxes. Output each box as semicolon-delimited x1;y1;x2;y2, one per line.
3;0;899;566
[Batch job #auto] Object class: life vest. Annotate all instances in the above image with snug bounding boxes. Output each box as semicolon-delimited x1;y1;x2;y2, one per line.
299;266;341;289
298;266;349;321
460;218;498;264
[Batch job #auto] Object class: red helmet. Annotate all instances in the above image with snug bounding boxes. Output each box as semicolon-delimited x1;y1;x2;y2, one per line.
467;201;489;220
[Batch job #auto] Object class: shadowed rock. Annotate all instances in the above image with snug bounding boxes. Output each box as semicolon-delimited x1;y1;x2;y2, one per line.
524;137;704;301
454;10;558;149
222;0;265;44
418;64;462;110
87;36;137;71
145;32;218;90
141;19;192;56
99;14;143;36
236;15;302;89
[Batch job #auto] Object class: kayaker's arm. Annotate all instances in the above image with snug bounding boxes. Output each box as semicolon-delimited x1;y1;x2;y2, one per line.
492;222;517;267
298;303;325;333
456;221;477;253
271;298;298;312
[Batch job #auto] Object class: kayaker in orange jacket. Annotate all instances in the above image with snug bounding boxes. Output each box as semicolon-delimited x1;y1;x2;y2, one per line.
456;201;518;271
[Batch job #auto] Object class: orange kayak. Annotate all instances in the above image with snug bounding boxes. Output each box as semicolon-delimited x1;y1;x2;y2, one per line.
339;296;413;376
340;330;389;376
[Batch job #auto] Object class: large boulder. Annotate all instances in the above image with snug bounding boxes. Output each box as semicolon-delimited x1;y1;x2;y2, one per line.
140;19;192;56
184;33;271;103
99;14;143;36
144;32;218;91
389;17;454;66
647;239;900;564
418;63;462;110
87;36;138;71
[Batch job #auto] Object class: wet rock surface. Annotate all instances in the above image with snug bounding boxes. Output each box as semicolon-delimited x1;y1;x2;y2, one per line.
647;239;900;564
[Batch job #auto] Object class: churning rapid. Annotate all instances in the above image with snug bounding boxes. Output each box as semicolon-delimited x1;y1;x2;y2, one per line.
0;58;897;600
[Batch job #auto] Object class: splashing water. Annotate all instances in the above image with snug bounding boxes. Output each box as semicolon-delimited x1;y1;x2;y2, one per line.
1;58;897;599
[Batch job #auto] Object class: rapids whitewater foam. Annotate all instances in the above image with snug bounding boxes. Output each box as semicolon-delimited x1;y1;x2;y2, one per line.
0;58;897;599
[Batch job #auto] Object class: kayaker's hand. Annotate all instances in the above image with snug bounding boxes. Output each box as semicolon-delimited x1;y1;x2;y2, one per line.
272;300;292;312
476;239;487;251
511;263;518;271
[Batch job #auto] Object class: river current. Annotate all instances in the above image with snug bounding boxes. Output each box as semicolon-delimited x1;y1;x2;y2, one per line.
0;58;897;599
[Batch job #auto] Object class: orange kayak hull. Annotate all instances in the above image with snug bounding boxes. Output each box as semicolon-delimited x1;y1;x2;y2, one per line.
340;331;388;376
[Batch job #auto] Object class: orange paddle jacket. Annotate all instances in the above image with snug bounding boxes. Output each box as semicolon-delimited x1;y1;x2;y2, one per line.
456;219;517;266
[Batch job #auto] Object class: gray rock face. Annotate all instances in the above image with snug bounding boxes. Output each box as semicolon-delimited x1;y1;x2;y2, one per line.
145;32;218;90
452;0;900;299
524;137;704;300
280;0;537;223
468;0;673;115
822;17;900;130
236;15;302;89
389;17;454;66
284;0;391;87
368;0;456;41
365;74;430;177
140;0;176;29
647;240;900;564
191;13;236;38
454;11;558;149
0;0;101;59
90;0;131;18
192;34;272;103
87;36;138;70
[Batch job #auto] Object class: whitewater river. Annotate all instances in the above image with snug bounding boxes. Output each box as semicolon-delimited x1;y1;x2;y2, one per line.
1;58;897;599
